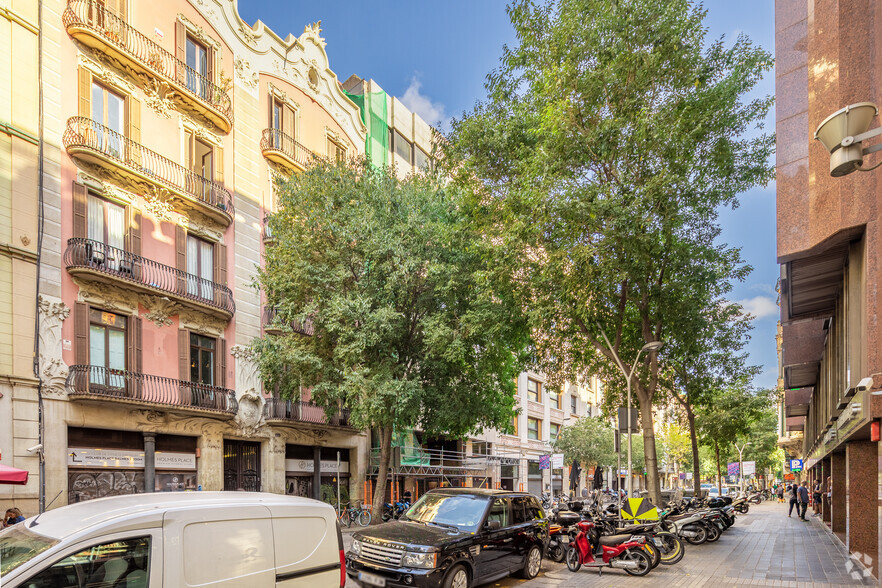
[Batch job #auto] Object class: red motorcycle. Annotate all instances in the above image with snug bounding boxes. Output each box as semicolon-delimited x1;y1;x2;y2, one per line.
565;519;653;576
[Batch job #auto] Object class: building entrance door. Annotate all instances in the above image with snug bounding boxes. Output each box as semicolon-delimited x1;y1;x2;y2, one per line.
224;440;261;491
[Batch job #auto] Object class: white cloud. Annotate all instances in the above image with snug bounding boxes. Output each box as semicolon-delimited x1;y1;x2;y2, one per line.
400;76;449;132
737;295;778;319
749;283;776;296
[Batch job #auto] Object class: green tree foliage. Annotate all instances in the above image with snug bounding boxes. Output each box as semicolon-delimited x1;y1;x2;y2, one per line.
254;159;531;516
445;0;774;504
555;417;617;469
657;421;690;476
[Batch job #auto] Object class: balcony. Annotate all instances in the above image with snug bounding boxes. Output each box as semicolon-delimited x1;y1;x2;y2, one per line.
260;128;314;171
63;0;232;132
263;398;350;427
65;238;235;320
67;365;237;416
262;306;314;336
64;117;234;226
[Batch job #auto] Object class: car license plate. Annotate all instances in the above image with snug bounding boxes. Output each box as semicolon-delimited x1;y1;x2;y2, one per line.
653;538;663;546
358;571;386;587
560;535;569;543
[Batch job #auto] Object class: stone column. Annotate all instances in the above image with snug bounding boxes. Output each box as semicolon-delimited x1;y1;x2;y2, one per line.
143;433;156;493
831;451;847;537
822;456;832;524
264;433;286;495
846;441;878;578
198;429;224;491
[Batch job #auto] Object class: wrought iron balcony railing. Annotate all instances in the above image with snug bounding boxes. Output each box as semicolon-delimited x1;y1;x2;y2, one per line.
63;0;233;132
65;238;235;318
64;117;234;225
261;306;314;335
260;128;314;171
67;365;237;415
263;397;350;427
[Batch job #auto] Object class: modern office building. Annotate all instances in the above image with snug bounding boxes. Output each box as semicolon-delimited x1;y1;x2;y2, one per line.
775;0;881;578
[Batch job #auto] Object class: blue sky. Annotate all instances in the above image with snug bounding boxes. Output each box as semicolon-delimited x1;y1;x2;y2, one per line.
239;1;779;389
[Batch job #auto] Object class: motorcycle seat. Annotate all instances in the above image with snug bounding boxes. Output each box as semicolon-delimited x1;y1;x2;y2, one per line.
666;513;694;522
598;533;634;546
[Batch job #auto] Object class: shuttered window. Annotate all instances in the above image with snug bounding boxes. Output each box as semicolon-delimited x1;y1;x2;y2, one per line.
88;195;125;250
190;333;215;386
186;234;213;299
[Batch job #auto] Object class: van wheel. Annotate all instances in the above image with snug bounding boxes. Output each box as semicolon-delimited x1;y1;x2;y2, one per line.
443;564;469;588
518;545;542;579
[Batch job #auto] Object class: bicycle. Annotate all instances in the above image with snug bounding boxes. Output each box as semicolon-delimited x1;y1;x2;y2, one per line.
337;502;372;527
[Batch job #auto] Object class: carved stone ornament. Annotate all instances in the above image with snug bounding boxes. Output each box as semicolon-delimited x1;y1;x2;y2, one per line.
142;187;175;222
178;214;222;243
234;57;259;90
177;14;221;53
141;296;181;327
307;64;320;92
302;21;326;49
38;295;70;395
143;79;174;119
238;22;258;47
192;124;222;146
78;52;135;94
72;278;139;314
179;310;226;337
130;409;168;425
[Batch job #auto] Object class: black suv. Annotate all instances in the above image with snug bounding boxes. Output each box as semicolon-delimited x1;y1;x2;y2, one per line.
346;488;547;588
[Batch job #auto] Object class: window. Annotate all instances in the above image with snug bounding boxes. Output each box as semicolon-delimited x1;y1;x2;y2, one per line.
87;195;125;250
549;423;560;441
91;82;125;157
549;388;561;409
186;234;214;298
185;130;215;199
527;417;540;440
89;309;126;388
586;404;593;417
393;130;412;164
486;498;509;528
328;138;347;162
190;333;215;385
271;98;296;152
527;378;541;402
414;146;430;170
22;536;150;588
186;36;209;99
571;395;578;414
510;414;518;436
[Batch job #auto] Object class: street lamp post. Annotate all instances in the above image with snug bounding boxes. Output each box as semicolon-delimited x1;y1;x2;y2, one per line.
735;441;751;493
548;416;571;499
599;333;664;501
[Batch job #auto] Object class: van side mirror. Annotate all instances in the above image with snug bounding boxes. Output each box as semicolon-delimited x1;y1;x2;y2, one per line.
484;520;501;531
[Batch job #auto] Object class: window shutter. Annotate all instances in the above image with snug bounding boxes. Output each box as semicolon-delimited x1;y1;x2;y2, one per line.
74;302;89;365
215;337;226;389
283;105;295;141
116;0;127;22
126;208;141;256
214;146;224;185
175;21;186;84
72;181;88;240
175;225;187;293
127;96;141;165
269;95;275;127
213;242;226;286
127;315;142;373
78;67;91;118
206;46;215;85
178;328;190;381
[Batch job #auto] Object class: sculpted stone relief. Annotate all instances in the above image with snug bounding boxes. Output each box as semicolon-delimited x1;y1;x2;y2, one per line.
141;296;181;328
231;345;264;433
72;278;140;314
38;296;70;395
233;56;259;90
143;79;175;119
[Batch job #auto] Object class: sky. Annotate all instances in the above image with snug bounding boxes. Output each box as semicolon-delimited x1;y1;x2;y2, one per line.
238;1;779;390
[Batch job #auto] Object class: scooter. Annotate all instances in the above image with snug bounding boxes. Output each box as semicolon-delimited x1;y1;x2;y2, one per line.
546;508;580;562
565;520;653;576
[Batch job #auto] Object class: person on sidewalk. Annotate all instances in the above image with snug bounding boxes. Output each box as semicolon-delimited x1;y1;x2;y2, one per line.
777;484;785;503
787;484;799;517
797;481;810;521
812;479;823;517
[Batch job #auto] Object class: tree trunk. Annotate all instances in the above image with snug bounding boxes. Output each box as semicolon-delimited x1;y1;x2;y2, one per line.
638;395;662;505
686;406;701;497
371;424;394;524
714;440;722;495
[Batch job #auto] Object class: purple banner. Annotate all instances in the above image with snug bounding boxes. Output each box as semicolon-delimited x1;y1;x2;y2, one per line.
727;462;740;476
539;454;551;470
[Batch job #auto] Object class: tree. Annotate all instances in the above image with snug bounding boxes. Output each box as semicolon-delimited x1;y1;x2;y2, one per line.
254;159;530;518
555;416;617;470
446;0;774;504
657;421;690;486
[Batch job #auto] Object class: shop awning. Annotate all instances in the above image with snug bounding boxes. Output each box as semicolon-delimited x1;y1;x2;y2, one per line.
0;464;29;485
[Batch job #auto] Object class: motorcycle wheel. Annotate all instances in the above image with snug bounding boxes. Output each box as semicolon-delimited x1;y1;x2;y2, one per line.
739;505;749;514
565;546;581;572
622;548;653;576
705;523;721;542
656;533;685;566
683;525;707;545
548;542;565;563
642;542;661;569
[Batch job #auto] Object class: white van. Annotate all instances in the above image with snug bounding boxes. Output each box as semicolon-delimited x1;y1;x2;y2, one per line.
0;492;344;587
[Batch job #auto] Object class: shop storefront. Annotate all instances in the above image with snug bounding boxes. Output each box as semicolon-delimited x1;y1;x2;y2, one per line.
527;460;542;495
500;463;518;490
67;427;196;502
284;444;349;503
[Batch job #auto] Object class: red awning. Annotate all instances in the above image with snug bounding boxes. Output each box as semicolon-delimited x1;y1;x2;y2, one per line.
0;464;29;485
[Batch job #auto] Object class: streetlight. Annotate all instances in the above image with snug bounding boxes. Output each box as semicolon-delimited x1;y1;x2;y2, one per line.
548;416;571;498
734;441;751;493
598;333;664;501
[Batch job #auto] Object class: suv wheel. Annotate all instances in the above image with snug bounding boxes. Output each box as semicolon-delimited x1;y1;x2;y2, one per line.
443;564;469;588
518;545;542;579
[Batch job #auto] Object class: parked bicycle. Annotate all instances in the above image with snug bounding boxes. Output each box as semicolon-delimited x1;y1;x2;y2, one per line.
337;501;372;527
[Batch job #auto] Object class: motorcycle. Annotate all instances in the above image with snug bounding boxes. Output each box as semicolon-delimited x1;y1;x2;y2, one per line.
565;519;653;576
381;499;410;521
546;508;580;562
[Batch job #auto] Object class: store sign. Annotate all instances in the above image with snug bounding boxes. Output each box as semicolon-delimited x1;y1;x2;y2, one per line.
285;459;349;474
790;459;803;472
551;453;565;469
743;461;756;476
68;448;196;470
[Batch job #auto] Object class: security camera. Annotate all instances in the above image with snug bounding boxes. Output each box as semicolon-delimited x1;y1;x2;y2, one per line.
26;444;43;454
856;377;874;392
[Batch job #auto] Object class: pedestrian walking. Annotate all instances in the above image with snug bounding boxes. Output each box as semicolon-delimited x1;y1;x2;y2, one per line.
776;484;784;503
812;479;823;517
797;481;810;521
2;507;24;528
787;483;799;517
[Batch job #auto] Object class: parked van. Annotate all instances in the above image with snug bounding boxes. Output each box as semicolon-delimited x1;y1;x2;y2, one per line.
0;492;345;587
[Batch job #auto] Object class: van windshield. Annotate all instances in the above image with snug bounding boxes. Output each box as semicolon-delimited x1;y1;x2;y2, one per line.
0;525;59;577
402;494;489;532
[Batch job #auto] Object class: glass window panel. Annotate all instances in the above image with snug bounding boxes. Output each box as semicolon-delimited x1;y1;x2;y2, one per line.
200;349;213;385
187;236;199;296
91;83;103;123
394;131;412;163
200;240;213;299
90;325;106;368
108;329;126;371
106;201;125;250
87;196;104;243
22;536;151;588
106;91;123;158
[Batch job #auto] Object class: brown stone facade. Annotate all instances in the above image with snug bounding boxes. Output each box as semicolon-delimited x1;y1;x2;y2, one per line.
776;0;882;580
